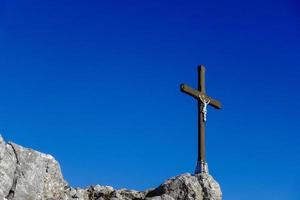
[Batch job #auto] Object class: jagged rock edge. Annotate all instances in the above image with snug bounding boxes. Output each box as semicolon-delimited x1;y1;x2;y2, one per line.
0;135;222;200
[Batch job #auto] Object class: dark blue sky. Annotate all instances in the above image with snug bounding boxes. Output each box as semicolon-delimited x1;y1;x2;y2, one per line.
1;0;300;199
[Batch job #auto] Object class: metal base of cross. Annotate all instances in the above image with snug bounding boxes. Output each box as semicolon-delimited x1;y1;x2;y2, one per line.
194;160;209;174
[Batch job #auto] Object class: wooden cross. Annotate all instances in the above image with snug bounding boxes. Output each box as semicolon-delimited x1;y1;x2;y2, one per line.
180;65;222;174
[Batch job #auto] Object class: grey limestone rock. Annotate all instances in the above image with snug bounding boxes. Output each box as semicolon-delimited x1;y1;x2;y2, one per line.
145;173;222;200
0;135;222;200
0;136;69;200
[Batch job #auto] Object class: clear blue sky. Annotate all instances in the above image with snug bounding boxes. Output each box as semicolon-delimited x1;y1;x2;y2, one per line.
1;0;300;199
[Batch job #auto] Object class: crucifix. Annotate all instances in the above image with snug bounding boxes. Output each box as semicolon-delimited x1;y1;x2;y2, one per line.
180;65;222;174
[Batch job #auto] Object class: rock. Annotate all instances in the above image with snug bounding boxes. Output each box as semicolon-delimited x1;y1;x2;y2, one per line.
146;173;222;200
0;136;68;200
0;135;222;200
0;137;17;199
196;173;222;200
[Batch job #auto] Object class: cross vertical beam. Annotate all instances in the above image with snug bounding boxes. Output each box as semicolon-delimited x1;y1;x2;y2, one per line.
198;66;206;164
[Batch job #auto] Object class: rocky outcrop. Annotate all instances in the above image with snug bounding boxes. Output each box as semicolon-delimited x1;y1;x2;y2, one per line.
0;135;222;200
0;136;68;200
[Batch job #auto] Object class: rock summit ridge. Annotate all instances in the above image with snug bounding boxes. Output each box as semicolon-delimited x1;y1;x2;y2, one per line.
0;135;222;200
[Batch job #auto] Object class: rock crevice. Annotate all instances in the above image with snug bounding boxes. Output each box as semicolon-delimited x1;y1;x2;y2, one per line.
0;135;222;200
5;143;21;200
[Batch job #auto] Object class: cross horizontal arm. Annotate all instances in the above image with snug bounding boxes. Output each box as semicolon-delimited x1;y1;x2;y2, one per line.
180;84;199;99
180;84;222;109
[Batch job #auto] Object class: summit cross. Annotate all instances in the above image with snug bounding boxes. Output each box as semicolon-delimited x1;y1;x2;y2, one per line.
180;65;222;174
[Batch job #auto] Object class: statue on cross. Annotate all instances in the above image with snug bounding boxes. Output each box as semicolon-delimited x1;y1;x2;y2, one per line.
180;65;222;174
